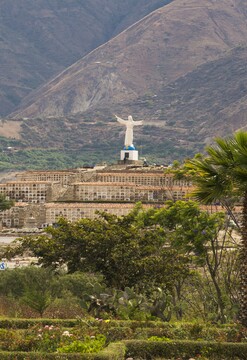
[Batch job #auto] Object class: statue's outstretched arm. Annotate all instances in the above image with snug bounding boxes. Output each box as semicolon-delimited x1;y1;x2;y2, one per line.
134;121;143;126
115;115;127;125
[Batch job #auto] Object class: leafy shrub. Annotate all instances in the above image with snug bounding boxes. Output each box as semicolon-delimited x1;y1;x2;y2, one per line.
0;329;19;350
57;335;106;353
44;296;85;319
148;336;171;342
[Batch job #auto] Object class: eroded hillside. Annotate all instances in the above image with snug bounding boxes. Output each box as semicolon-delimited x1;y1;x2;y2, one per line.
11;0;247;119
0;0;170;116
1;0;247;169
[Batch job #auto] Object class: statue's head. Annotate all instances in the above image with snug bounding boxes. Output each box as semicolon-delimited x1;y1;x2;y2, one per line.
128;115;133;122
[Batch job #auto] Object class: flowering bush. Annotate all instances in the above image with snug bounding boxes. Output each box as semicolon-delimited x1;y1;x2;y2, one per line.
7;323;106;354
31;324;74;352
0;324;80;352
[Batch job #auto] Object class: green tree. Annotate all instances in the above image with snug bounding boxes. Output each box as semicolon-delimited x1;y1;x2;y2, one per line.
143;200;238;323
186;131;247;326
0;194;14;211
0;267;26;298
2;207;192;321
5;202;234;321
0;266;57;317
20;267;56;317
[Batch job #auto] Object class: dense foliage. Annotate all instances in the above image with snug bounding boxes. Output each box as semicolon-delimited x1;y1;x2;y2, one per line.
184;131;247;327
1;201;240;323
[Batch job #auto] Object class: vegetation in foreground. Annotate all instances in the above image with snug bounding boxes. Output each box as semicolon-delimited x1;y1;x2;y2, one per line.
1;131;247;358
1;200;240;323
0;199;243;357
0;318;246;358
185;131;247;327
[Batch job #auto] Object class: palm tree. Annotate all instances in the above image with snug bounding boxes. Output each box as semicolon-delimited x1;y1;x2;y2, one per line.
186;131;247;326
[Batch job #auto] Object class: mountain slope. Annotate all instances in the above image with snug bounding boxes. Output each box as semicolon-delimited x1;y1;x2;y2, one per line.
1;45;246;170
11;0;247;119
0;0;171;116
1;0;247;170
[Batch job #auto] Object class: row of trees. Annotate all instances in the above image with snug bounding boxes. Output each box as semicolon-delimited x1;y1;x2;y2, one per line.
1;200;239;323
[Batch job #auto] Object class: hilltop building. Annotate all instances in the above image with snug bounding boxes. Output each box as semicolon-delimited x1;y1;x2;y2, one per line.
0;115;193;229
0;163;192;229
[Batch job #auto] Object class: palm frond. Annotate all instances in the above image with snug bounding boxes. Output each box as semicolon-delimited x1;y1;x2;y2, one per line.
186;131;247;205
234;131;247;151
206;139;236;167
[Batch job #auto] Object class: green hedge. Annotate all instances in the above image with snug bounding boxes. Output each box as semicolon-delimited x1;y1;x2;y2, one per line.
0;352;94;359
1;341;246;360
0;319;78;329
125;340;247;359
0;343;126;360
0;318;240;330
0;319;173;330
0;318;159;330
0;319;245;343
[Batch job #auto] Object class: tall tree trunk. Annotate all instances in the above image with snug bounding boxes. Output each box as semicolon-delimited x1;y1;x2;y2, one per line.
206;263;226;323
239;191;247;327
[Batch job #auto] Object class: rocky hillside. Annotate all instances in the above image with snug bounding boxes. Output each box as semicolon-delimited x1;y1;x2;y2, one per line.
5;45;246;162
1;0;247;169
0;0;170;116
11;0;247;119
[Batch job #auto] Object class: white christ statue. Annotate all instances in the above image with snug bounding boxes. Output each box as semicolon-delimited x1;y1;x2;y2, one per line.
115;115;143;149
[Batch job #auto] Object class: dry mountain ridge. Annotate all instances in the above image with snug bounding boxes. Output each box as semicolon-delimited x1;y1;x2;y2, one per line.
11;0;247;119
2;0;247;169
0;0;171;116
9;45;247;165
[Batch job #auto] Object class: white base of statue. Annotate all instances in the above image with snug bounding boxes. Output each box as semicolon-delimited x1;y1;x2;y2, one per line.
120;150;139;161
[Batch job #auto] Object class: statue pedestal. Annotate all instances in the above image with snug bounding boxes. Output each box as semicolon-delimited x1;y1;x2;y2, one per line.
120;150;139;161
